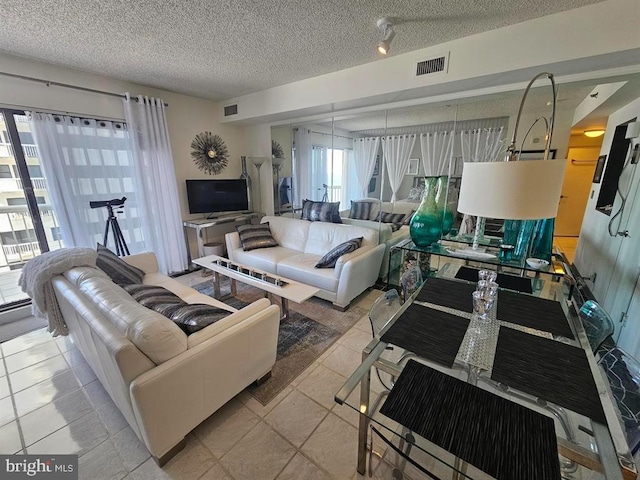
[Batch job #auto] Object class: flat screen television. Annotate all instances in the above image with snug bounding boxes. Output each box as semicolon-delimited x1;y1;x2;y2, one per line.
186;179;249;215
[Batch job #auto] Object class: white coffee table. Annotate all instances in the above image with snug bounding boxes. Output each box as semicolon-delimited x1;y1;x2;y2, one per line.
192;255;320;320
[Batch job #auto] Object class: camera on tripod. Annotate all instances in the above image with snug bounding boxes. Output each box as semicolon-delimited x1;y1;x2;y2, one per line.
89;197;130;256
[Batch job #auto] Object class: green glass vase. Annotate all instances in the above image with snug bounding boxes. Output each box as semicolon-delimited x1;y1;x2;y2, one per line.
437;176;454;235
530;218;554;262
410;177;443;248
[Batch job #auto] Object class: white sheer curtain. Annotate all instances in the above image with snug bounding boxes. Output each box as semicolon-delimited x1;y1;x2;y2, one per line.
28;112;145;252
292;127;312;208
420;131;454;176
311;146;328;201
459;127;506;234
123;94;187;274
382;134;416;202
340;149;359;210
353;137;380;198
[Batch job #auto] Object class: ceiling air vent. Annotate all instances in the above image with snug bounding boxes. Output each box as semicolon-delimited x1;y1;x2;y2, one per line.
415;55;447;77
224;104;238;117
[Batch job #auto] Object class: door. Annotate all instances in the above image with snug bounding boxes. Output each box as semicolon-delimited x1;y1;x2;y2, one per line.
554;147;599;236
0;110;63;310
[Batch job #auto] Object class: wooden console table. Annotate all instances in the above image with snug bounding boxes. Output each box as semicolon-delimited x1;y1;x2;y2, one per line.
183;212;260;263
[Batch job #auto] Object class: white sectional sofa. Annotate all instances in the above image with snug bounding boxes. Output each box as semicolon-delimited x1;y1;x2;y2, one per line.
340;199;418;278
225;215;385;310
51;252;280;465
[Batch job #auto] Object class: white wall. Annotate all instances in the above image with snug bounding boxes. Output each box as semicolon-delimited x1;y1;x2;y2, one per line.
0;53;245;255
222;0;640;124
575;97;640;354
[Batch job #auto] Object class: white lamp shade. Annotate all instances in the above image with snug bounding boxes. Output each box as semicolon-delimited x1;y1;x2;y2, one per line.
457;159;567;220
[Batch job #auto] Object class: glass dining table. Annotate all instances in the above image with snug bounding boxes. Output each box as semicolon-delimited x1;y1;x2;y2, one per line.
335;272;637;479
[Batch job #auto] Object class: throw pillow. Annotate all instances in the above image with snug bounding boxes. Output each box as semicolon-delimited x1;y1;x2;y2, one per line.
315;237;363;269
375;211;406;225
236;223;278;251
123;284;185;310
349;200;377;220
96;243;145;286
169;304;231;335
301;199;342;223
403;210;416;226
390;223;402;232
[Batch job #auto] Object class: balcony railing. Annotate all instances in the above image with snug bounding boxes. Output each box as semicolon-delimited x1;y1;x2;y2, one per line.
0;142;38;158
0;205;62;268
0;177;47;192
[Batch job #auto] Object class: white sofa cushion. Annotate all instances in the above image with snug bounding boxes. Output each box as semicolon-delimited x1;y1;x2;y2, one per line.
276;254;339;292
261;216;309;251
233;246;300;274
79;276;187;365
304;222;378;256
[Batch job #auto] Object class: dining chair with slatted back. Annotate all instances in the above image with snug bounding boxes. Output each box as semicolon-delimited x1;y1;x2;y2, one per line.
598;347;640;455
578;300;615;353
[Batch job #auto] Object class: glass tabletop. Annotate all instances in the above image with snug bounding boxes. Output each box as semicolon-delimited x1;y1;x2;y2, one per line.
335;274;636;479
393;238;560;275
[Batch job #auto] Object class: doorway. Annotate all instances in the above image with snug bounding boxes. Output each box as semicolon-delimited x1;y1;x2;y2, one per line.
0;109;63;310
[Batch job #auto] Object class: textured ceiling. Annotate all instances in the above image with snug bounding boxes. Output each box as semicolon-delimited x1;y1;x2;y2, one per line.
0;0;602;101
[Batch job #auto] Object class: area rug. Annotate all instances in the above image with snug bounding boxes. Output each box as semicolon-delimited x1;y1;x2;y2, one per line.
194;278;368;405
0;315;47;343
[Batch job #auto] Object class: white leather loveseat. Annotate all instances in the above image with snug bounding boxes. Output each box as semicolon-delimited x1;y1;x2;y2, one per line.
225;216;385;310
51;252;280;465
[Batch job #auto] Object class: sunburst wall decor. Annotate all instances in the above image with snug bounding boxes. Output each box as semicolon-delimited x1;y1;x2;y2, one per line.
191;132;229;175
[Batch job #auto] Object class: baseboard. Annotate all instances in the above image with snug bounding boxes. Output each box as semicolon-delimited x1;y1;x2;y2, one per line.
0;305;32;326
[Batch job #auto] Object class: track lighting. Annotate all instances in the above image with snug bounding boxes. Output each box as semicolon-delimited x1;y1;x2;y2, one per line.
376;17;396;55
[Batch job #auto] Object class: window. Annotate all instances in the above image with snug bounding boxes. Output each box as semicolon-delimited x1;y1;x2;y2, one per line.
0;165;12;178
0;229;36;245
308;146;356;209
6;197;45;206
50;227;61;241
27;164;42;178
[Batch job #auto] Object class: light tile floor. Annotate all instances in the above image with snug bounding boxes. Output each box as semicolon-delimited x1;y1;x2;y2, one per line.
0;272;386;480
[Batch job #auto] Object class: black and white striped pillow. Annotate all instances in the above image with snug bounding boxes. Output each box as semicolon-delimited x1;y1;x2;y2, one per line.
167;304;230;335
237;223;279;251
301;200;342;223
375;211;406;225
315;237;363;269
349;200;376;220
96;244;145;286
124;284;228;334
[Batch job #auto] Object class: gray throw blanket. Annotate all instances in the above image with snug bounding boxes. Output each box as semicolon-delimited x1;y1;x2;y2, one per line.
19;247;98;337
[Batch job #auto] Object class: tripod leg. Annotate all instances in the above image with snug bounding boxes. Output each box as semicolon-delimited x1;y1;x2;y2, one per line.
103;217;110;247
112;218;130;256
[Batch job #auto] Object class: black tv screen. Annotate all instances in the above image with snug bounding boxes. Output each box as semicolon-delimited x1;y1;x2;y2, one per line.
186;179;249;214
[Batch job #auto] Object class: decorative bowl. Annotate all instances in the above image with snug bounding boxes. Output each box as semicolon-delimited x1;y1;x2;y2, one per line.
526;258;550;269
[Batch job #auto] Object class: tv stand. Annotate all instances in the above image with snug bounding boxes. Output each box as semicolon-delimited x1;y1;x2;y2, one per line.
183;212;260;263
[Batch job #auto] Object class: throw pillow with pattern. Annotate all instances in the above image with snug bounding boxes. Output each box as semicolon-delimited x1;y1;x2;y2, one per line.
349;200;377;220
96;243;145;286
236;223;278;251
168;304;231;335
375;211;406;225
315;237;363;269
301;200;342;223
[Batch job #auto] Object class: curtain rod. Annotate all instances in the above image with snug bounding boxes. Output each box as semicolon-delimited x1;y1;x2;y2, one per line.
293;127;352;140
0;71;169;107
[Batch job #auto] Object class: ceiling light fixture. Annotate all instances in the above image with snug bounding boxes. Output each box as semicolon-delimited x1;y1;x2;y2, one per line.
376;17;396;55
584;129;605;138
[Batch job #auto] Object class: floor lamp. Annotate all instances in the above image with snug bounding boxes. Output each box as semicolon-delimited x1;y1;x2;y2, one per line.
457;72;566;257
249;156;269;213
272;157;284;215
